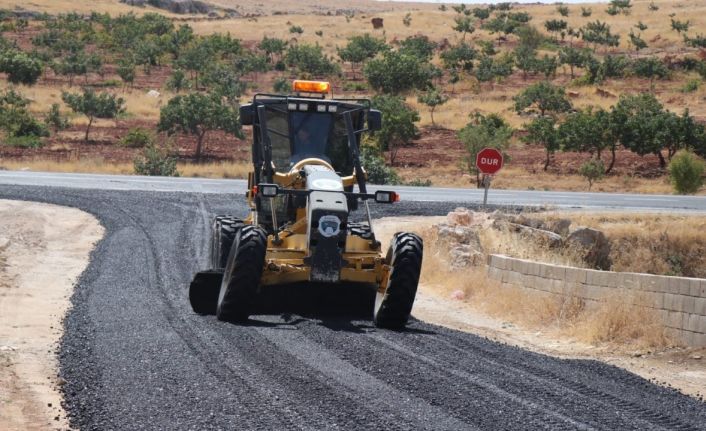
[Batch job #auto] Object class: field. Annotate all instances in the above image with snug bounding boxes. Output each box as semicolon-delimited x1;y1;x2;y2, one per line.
0;0;705;193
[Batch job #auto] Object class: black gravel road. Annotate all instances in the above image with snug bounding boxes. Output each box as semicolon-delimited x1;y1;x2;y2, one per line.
2;185;705;431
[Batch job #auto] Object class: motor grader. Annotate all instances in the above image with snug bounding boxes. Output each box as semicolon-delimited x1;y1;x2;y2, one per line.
189;80;423;329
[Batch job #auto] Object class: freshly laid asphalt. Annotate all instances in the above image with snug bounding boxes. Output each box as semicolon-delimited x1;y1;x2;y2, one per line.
1;183;705;430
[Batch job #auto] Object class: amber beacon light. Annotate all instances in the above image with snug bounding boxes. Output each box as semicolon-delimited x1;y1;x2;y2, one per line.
292;80;331;94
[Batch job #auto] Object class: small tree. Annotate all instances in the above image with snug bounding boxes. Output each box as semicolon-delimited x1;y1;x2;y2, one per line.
513;81;571;117
458;113;513;186
0;50;43;85
285;43;340;76
669;150;704;194
628;31;647;52
158;93;243;161
258;36;288;64
44;103;69;134
632;57;669;91
556;5;570;17
116;58;136;89
399;35;437;61
606;0;632;15
289;25;304;35
472;8;491;23
545;19;567;41
579;158;605;190
0;89;48;145
365;51;433;94
440;42;476;73
337;34;387;78
403;13;412;27
166;68;190;93
523;116;558;171
582;20;620;52
61;89;125;141
611;93;669;168
452;15;475;41
370;94;419;166
581;7;592;17
558;107;611;160
670;19;689;34
417;88;448;126
558;46;589;79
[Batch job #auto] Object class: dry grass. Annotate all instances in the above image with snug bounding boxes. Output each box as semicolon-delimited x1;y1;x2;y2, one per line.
419;225;672;349
543;212;706;277
0;83;171;121
0;158;250;178
0;0;179;16
478;223;587;268
396;164;686;194
178;160;250;178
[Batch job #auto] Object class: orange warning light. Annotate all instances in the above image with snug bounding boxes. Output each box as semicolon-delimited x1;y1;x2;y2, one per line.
292;80;330;94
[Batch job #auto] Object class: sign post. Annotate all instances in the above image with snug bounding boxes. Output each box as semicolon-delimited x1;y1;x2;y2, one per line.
475;148;504;207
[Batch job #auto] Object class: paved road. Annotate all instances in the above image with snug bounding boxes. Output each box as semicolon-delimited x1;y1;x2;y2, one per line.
2;170;705;211
1;183;705;430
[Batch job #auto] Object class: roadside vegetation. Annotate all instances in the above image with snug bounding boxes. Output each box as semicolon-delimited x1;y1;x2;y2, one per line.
0;1;703;193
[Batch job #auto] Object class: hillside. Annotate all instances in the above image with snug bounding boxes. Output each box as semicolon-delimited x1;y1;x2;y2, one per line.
0;0;704;193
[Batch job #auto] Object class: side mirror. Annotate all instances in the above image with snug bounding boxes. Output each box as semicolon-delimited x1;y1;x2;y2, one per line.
258;183;279;198
368;109;382;131
239;103;254;126
374;190;399;203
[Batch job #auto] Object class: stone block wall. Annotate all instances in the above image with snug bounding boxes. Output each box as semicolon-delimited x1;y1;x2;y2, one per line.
487;254;706;347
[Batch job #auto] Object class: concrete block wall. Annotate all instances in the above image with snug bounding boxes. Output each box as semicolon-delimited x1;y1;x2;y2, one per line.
487;254;706;347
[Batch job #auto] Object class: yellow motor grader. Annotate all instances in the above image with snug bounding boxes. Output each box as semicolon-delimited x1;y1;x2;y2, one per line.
189;80;423;329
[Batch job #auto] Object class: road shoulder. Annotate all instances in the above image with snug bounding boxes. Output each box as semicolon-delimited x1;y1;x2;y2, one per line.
0;200;104;430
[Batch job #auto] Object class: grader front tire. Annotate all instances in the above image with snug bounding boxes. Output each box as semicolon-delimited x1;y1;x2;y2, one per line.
373;232;423;329
216;226;267;323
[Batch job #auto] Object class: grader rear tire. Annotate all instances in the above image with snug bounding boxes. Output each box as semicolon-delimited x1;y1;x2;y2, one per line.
216;225;267;323
373;232;423;329
211;216;244;270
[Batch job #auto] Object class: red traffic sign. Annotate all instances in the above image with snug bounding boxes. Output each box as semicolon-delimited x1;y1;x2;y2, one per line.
476;148;504;175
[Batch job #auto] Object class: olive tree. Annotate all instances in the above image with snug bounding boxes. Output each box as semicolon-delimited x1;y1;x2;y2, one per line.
417;88;448;126
61;88;125;141
522;116;558;171
365;51;433;94
158;93;243;161
370;94;419;166
513;81;571;117
0;50;43;85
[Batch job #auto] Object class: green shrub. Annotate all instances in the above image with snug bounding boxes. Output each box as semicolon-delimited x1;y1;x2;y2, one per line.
2;135;44;148
120;127;154;148
342;81;367;92
360;145;400;185
669;150;704;194
44;103;69;133
579;158;605;190
272;77;290;94
133;143;179;177
680;79;700;93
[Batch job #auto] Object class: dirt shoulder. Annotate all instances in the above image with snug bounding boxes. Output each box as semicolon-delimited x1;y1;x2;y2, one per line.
0;200;104;431
373;216;706;399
